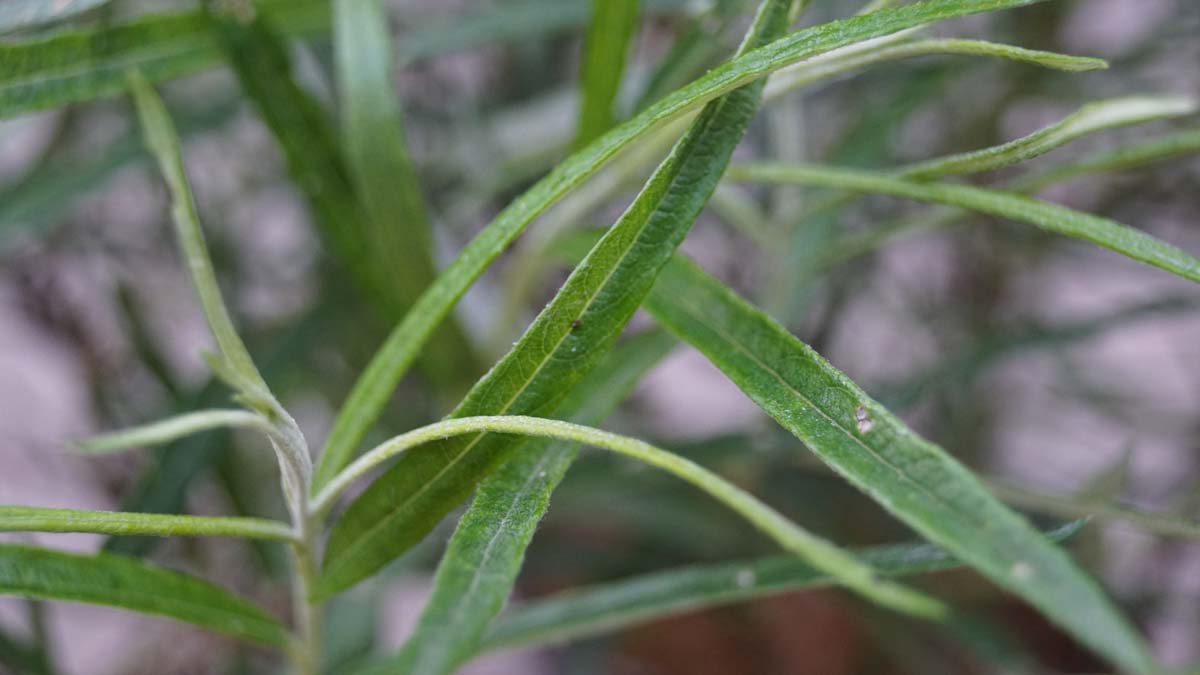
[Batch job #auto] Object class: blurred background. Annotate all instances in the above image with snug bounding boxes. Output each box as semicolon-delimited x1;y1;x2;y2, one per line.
1;0;1199;673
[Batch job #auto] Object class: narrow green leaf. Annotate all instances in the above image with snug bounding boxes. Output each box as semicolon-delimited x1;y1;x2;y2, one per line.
640;253;1154;673
388;330;676;675
1014;127;1200;192
0;0;109;33
319;0;798;599
728;162;1200;284
480;522;1084;653
75;409;269;454
319;412;942;619
315;0;1051;524
214;8;477;394
902;95;1196;180
0;544;290;647
0;0;328;120
0;506;296;542
575;0;640;147
128;71;269;397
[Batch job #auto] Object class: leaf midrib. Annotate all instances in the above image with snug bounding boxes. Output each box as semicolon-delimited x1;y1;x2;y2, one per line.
661;276;1018;550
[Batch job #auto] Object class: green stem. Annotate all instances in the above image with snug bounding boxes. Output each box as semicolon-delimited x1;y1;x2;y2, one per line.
288;512;322;675
312;415;944;618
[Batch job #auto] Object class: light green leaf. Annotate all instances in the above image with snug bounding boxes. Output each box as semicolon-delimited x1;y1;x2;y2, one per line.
0;506;296;542
387;330;676;675
640;253;1153;673
727;162;1200;284
1014;127;1200;192
128;72;269;398
315;0;1052;521
0;544;290;647
318;0;798;599
902;95;1196;180
575;0;640;147
0;0;327;120
0;0;109;34
75;409;269;455
479;522;1084;653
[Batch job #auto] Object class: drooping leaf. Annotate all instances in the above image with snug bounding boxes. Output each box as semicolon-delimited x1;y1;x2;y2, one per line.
901;95;1196;180
387;330;676;675
575;0;640;147
318;0;799;599
479;522;1084;653
727;162;1200;284
0;506;296;542
639;253;1153;673
0;544;290;647
315;0;1054;546
0;0;327;120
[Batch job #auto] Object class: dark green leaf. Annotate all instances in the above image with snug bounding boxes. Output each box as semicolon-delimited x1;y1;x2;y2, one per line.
640;253;1153;673
318;0;797;599
0;544;290;647
387;330;675;675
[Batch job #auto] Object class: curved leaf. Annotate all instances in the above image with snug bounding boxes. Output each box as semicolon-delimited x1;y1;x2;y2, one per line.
727;162;1200;284
76;409;269;454
387;330;676;675
317;0;800;598
640;253;1153;673
0;544;290;647
314;0;1051;497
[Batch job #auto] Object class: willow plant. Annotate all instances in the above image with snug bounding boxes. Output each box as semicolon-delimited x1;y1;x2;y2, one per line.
1;0;1197;673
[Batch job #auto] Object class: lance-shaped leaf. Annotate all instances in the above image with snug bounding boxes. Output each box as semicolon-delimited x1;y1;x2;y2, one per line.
639;253;1154;673
387;330;676;675
318;0;797;599
479;522;1083;653
727;163;1200;284
313;0;1051;502
0;506;296;542
0;0;327;119
575;0;640;147
0;545;289;647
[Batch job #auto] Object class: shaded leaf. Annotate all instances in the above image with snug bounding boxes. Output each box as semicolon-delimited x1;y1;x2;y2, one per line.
575;0;640;147
0;544;290;647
